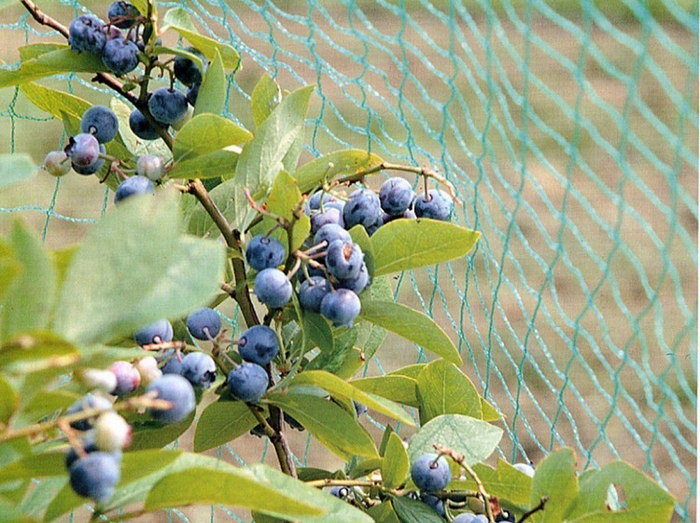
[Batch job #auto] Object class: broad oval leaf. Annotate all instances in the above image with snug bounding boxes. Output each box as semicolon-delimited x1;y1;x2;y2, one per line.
407;414;502;466
359;300;461;365
392;496;447;523
129;411;195;451
194;49;226;117
294;149;384;194
531;448;579;523
416;359;482;424
193;400;259;452
252;73;281;128
173;114;252;162
371;219;480;276
0;48;108;88
350;375;419;408
168;149;239;180
381;432;410;489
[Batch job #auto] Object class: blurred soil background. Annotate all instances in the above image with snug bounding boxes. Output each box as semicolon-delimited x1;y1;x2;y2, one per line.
0;0;697;522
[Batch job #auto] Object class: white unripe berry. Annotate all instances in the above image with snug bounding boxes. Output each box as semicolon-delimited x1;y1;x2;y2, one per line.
94;411;132;451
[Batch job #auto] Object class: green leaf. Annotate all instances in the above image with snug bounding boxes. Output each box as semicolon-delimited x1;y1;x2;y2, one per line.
0;241;20;304
348;457;383;479
128;411;195;451
0;376;17;424
18;43;65;61
407;414;502;466
294;149;384;194
1;221;55;340
0;333;79;377
456;460;533;506
267;390;378;459
530;448;579;523
20;82;89;121
193;401;259;452
111;98;172;161
181;177;243;237
568;461;675;523
301;312;334;353
259;170;311;253
145;466;324;518
14;389;78;426
248;463;374;523
416;360;482;424
232;85;314;231
0;154;36;191
381;432;410;489
168;149;240;180
288;370;415;426
388;364;425;379
173;113;252;163
252;73;281;128
368;501;402;523
481;398;502;422
359;300;461;365
392;496;447;523
371;219;480;276
0;452;65;483
0;48;108;88
194;49;226;116
52;191;226;345
161;8;240;69
350;375;419;408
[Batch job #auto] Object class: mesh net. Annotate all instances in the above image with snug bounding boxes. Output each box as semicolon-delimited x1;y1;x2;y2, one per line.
0;0;697;522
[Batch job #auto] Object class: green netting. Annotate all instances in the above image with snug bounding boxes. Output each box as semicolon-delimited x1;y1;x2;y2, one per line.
0;0;697;521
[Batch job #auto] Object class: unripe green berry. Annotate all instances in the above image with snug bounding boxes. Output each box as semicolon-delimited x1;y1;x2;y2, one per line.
44;150;71;177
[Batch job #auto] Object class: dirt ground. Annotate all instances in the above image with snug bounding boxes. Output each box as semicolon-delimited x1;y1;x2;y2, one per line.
0;1;696;522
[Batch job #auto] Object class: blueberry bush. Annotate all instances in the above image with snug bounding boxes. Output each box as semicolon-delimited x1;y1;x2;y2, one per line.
0;1;676;522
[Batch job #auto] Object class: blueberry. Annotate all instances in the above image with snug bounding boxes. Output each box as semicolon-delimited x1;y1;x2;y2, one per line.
129;108;162;140
452;514;488;523
298;276;331;313
133;356;162;386
495;510;516;522
342;188;383;234
304;190;338;215
109;361;141;396
414;189;453;221
102;36;140;76
180;352;217;388
174;46;207;87
313;223;351;248
134;319;173;346
420;493;445;517
80;105;119;144
67;133;101;167
146;374;196;423
329;486;350;498
71;154;105;175
68;15;107;54
66;394;113;431
325;240;364;280
410;453;451;492
310;202;345;234
69;451;121;504
136;154;165;181
107;1;140;29
186;307;221;340
353;400;367;417
94;411;132;451
148;87;188;125
379;177;415;216
334;261;370;295
238;325;280;366
320;289;361;328
186;83;199;106
246;235;287;271
43;150;71;177
513;462;535;477
114;175;155;204
382;208;416;224
65;439;99;469
254;268;292;308
227;362;269;403
158;349;183;375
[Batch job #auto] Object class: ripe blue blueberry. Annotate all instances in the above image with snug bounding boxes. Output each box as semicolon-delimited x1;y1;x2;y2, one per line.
80;105;119;144
114;175;155;204
342;188;383;235
136;154;165;181
43;150;71;177
329;486;350;498
495;510;516;522
379;177;415;216
107;1;139;29
305;190;338;215
148;87;188;125
420;493;445;517
134;319;173;346
227;362;269;403
129;108;162;140
335;261;370;295
69;452;121;504
65;439;100;469
313;223;351;249
186;83;199;106
325;240;363;280
109;361;140;396
69;15;107;54
298;276;331;313
310;201;345;234
353;401;367;416
180;352;217;388
71;150;105;175
254;268;293;308
158;349;183;375
66;394;113;431
320;289;361;328
452;514;488;523
174;46;207;87
238;325;280;366
410;453;451;492
147;374;196;423
246;235;286;271
414;189;453;221
67;133;101;167
102;36;140;76
186;307;221;340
